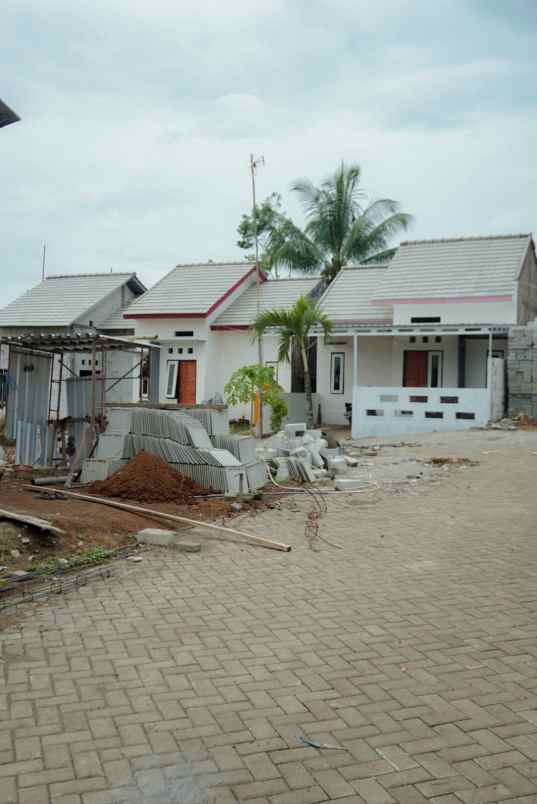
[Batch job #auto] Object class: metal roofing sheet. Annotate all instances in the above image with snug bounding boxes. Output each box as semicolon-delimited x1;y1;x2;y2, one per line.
375;235;531;301
213;278;319;326
318;265;392;322
0;273;141;328
125;263;256;316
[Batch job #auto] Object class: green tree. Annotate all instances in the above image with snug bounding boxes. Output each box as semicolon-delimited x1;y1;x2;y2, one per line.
224;364;287;434
252;297;333;429
236;193;294;277
267;162;412;283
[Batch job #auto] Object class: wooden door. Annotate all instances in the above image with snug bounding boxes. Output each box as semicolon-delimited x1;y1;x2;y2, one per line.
177;360;197;404
403;351;428;387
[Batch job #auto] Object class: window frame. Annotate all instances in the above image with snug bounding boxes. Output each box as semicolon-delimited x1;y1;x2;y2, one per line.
330;352;345;395
427;350;443;388
165;360;178;399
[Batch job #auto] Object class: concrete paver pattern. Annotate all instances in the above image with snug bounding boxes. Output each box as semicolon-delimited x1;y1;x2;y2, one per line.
1;429;537;803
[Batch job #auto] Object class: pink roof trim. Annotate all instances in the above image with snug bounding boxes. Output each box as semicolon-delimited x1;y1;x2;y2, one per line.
125;266;265;319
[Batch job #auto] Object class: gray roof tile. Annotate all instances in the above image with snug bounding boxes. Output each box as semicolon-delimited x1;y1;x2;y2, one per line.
213;278;319;326
125;263;256;317
318;265;392;323
0;272;143;328
375;234;531;301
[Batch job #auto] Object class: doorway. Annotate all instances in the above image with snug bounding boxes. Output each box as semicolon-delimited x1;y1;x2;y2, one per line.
177;360;197;405
403;350;443;388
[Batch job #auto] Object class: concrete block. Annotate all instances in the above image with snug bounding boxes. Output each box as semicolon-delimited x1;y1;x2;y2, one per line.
326;457;348;475
80;459;126;484
284;422;307;437
135;529;177;546
344;455;359;467
95;434;128;460
175;541;202;553
335;478;368;490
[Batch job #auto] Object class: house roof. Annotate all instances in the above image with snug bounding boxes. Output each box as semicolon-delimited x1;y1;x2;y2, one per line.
374;234;532;304
125;262;261;318
318;265;392;323
0;272;145;328
98;307;135;330
212;278;320;328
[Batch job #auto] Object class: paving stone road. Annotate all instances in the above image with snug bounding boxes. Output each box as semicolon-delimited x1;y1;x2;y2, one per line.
1;429;537;803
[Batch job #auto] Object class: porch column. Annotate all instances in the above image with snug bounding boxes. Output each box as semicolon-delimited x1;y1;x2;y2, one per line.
353;334;358;387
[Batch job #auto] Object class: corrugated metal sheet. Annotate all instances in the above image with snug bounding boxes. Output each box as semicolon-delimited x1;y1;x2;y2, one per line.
318;266;391;322
125;263;255;316
213;279;319;326
376;235;531;301
5;350;52;465
0;273;141;327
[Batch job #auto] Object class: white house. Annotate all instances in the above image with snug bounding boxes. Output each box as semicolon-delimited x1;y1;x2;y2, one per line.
314;234;537;436
125;261;319;417
0;272;147;405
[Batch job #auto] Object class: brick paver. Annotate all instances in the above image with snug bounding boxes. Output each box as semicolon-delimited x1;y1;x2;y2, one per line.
1;429;537;802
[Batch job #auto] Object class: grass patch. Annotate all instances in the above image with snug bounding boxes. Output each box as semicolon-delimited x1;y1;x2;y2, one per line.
29;546;117;576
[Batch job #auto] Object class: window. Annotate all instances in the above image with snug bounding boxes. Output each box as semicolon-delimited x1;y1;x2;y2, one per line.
428;351;443;387
79;369;101;378
330;353;345;394
411;316;441;323
166;361;178;398
174;330;194;337
265;361;279;382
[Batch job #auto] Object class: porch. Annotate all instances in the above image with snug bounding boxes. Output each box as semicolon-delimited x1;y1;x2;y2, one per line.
315;323;508;436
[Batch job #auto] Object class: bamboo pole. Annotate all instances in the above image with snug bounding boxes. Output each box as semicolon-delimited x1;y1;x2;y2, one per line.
26;486;291;552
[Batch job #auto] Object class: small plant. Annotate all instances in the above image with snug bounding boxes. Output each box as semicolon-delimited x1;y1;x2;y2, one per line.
270;395;288;432
29;546;116;576
224;365;286;434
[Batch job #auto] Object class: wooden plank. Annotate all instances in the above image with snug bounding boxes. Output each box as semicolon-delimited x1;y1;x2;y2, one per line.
0;508;66;536
25;486;291;552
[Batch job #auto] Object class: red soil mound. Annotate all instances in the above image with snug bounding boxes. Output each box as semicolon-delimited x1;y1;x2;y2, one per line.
90;452;206;504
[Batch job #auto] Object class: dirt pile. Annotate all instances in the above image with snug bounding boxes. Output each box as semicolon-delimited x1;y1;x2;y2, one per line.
90;452;207;503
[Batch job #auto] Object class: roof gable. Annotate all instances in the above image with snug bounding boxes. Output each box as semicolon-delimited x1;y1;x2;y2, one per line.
0;272;145;328
125;262;260;318
212;278;320;328
374;234;532;303
318;265;392;323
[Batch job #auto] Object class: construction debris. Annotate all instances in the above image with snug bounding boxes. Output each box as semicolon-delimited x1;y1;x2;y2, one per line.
428;457;478;466
81;406;267;495
90;452;206;504
28;486;292;552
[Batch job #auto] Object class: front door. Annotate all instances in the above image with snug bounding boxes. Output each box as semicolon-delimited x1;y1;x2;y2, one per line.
403;350;428;387
177;360;197;405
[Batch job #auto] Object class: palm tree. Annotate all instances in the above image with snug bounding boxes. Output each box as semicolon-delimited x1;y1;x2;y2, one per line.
252;296;333;429
267;162;412;283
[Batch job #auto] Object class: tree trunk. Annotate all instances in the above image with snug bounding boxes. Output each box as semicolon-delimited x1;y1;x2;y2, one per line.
301;343;314;429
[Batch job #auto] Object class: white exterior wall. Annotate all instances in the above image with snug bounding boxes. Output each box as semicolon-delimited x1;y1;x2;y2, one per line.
207;331;292;419
392;299;516;326
352;386;492;437
317;335;461;426
465;338;507;388
75;284;137;328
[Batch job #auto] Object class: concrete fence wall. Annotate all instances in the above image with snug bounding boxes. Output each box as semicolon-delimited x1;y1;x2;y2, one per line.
507;324;537;418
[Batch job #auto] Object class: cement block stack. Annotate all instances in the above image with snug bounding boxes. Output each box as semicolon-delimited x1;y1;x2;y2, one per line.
260;422;349;483
80;407;267;494
508;324;537;418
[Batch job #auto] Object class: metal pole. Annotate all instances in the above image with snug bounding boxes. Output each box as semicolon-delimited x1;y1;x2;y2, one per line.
250;154;264;437
41;243;46;281
90;341;97;434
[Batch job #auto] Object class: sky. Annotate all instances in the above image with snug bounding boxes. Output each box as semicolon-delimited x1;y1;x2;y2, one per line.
1;0;537;304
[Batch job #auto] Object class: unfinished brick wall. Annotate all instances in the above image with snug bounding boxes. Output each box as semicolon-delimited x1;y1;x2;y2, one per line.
508;323;537;417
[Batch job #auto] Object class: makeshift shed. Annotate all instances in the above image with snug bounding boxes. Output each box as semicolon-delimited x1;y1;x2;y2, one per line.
0;330;158;466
